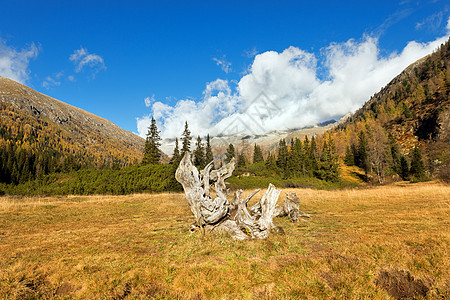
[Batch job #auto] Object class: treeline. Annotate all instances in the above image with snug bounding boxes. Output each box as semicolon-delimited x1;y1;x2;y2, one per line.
330;38;450;183
0;101;138;186
1;164;181;196
340;122;426;183
0;140;89;185
222;134;340;182
144;119;346;190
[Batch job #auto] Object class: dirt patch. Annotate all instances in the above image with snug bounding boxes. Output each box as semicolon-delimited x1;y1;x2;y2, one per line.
375;269;429;299
320;271;341;290
54;281;74;296
252;282;276;299
266;253;301;269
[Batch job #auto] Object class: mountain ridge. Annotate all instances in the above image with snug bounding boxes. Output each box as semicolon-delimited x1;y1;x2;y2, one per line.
0;76;144;183
0;76;143;151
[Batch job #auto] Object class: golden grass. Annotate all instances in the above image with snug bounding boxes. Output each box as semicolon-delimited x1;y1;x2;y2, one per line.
0;182;449;299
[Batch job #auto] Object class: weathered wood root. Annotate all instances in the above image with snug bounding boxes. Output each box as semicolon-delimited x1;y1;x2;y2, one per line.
175;152;282;240
175;152;233;227
275;192;311;222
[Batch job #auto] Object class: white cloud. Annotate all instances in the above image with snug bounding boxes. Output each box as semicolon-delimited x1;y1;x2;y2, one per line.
42;76;60;89
69;47;106;77
0;40;38;84
67;75;75;82
144;95;156;107
213;56;232;73
138;32;450;139
415;12;445;32
244;47;258;58
42;71;63;89
137;79;238;138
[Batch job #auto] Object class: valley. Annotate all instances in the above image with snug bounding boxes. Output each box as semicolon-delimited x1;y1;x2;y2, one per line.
0;182;448;298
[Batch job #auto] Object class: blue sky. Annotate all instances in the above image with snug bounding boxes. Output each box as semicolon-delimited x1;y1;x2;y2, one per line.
0;0;449;138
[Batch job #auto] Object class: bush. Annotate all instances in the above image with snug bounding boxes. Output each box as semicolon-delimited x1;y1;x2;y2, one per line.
3;164;182;196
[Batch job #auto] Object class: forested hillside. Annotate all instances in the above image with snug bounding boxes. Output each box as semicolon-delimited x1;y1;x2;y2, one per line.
331;38;450;182
0;76;144;184
228;38;450;186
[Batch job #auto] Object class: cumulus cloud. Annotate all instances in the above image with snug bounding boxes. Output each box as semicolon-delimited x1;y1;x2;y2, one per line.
213;55;232;73
138;32;450;139
69;47;106;77
0;40;38;84
137;79;238;138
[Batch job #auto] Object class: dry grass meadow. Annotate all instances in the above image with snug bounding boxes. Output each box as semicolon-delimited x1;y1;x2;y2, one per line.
0;181;449;299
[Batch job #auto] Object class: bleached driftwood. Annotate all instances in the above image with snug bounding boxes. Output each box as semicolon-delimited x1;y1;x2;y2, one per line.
175;152;283;240
275;192;311;222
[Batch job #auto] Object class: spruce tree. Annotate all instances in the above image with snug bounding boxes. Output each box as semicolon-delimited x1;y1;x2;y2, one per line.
303;136;311;175
388;133;401;174
276;139;288;173
308;136;318;173
142;117;162;165
357;130;370;178
181;121;192;156
344;145;355;166
253;144;264;163
205;134;213;164
225;144;235;163
292;138;305;176
410;146;425;180
237;152;246;168
400;155;409;180
193;136;205;168
316;135;340;182
170;138;180;165
265;152;278;171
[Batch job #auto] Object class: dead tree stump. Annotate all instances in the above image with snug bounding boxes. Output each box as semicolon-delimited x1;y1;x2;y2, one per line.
275;192;311;222
175;152;283;240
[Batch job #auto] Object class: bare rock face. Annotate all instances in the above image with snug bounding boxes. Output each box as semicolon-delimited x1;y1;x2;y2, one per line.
176;152;309;240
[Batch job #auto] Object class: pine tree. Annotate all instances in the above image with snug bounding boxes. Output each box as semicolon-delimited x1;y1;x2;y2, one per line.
308;136;318;174
276;139;288;174
265;152;278;171
315;135;340;182
170;138;180;165
193;136;205;168
357;130;370;178
400;155;409;180
292;138;305;176
237;152;246;168
410;146;425;180
303;136;311;175
253;144;264;163
205;134;213;164
344;145;355;166
225;144;235;163
181;121;192;156
142;117;161;165
388;133;401;174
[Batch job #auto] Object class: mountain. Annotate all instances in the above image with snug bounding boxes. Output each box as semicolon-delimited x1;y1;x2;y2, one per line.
0;76;144;184
160;118;344;165
334;38;450;179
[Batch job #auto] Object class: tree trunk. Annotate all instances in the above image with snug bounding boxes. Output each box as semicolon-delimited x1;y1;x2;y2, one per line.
175;152;284;240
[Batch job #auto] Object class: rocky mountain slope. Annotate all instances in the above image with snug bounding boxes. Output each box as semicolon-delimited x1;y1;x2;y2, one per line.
334;38;450;178
0;76;144;182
